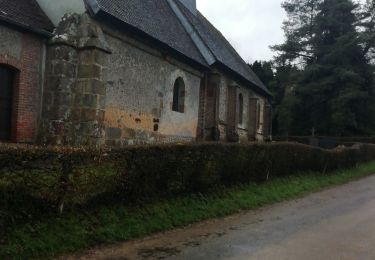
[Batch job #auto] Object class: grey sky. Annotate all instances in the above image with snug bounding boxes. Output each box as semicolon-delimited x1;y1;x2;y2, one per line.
197;0;286;63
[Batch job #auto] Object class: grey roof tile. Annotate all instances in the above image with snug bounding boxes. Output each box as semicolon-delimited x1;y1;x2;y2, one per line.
87;0;270;95
95;0;207;66
0;0;54;34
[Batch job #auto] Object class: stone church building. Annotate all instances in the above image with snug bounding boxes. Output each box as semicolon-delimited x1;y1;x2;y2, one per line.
0;0;272;146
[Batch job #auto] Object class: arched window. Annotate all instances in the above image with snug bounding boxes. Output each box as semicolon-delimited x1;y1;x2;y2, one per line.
238;93;244;125
172;77;185;113
0;65;15;141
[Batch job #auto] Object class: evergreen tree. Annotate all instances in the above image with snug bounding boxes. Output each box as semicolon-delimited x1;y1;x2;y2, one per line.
301;0;374;135
272;0;322;65
249;61;274;86
271;0;375;136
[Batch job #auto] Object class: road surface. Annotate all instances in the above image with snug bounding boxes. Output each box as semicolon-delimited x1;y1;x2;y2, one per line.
68;174;375;260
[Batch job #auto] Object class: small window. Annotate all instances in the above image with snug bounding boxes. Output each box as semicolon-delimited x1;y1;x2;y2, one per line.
172;77;185;113
238;93;244;125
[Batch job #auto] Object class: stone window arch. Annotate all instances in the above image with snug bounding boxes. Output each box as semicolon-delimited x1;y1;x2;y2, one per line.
238;93;244;125
172;77;185;113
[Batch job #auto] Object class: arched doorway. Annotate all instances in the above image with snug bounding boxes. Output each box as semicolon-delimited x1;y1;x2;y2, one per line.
0;65;15;141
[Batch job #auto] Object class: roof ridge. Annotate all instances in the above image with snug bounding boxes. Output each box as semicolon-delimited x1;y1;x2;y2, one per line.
175;1;269;94
166;0;215;65
195;12;268;91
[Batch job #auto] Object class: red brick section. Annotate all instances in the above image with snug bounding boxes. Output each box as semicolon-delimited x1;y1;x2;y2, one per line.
248;98;258;141
263;102;272;140
0;32;44;143
196;76;206;140
226;85;237;133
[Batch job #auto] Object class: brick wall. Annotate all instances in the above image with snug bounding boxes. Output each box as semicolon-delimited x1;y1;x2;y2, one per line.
0;26;45;143
196;75;206;140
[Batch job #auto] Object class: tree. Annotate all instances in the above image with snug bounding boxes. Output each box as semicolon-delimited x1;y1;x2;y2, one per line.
357;0;375;61
270;0;375;136
249;61;274;86
249;61;301;135
302;0;374;135
271;0;322;66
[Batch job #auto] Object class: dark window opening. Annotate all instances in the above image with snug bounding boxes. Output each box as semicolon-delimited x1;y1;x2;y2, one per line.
0;65;15;141
257;102;261;130
154;124;159;132
238;93;244;125
172;77;185;113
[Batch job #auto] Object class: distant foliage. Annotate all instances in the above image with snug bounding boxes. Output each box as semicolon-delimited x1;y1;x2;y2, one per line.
255;0;375;136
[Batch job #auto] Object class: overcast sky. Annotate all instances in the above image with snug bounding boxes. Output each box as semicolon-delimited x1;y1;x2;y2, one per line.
197;0;286;63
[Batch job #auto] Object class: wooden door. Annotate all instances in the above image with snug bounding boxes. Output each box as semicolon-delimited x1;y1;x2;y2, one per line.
0;66;14;141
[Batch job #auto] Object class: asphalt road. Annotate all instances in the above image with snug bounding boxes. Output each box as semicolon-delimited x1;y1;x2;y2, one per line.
69;174;375;260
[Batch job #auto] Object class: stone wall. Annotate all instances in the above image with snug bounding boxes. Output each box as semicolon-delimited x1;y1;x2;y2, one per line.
0;25;45;143
31;12;270;146
40;14;110;146
101;26;202;146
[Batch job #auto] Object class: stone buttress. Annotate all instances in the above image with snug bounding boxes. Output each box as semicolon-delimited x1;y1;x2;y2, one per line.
40;14;111;146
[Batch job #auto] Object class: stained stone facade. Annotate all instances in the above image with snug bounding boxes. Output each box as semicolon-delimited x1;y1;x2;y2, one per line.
0;0;272;146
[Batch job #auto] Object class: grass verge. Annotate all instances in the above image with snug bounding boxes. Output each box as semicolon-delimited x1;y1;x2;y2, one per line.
2;160;375;259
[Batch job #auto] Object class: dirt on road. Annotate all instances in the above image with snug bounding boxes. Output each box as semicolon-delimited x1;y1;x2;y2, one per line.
63;174;375;260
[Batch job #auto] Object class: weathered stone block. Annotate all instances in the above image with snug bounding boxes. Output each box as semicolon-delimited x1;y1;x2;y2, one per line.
48;45;78;62
79;122;100;136
92;80;106;95
56;106;71;119
123;127;136;139
73;80;84;94
54;92;73;106
79;49;108;65
81;108;97;121
82;94;98;108
70;108;81;122
77;64;101;79
97;110;105;122
76;79;106;95
53;61;77;78
106;127;122;139
74;93;84;106
105;139;116;146
98;95;106;109
47;76;74;92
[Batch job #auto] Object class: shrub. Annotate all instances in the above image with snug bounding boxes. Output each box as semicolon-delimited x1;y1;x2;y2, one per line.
1;142;375;237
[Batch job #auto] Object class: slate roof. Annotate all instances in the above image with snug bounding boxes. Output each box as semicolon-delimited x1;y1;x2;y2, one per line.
0;0;54;36
94;0;207;67
89;0;269;95
176;2;270;95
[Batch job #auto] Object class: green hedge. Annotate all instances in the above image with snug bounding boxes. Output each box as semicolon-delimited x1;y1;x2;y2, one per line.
274;136;375;145
1;142;375;237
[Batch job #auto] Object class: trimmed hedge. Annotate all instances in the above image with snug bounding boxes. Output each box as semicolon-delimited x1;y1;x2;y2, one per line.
274;136;375;146
1;142;375;237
